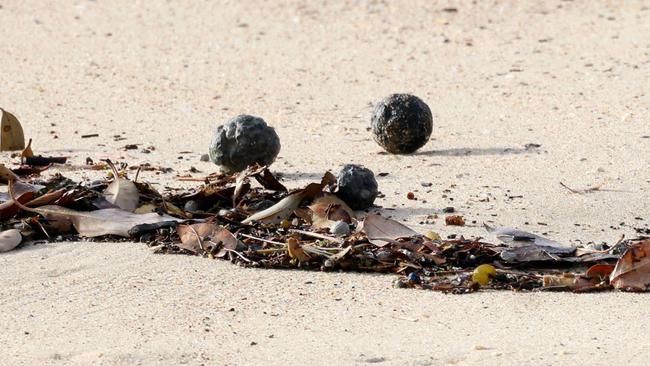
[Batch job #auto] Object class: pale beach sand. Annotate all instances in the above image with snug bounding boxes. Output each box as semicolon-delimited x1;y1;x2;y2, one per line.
1;1;649;365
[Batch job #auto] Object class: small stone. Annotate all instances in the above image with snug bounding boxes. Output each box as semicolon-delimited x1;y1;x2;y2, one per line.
371;94;433;154
336;164;378;210
442;206;455;213
208;115;281;173
183;200;199;212
329;220;351;236
199;154;210;162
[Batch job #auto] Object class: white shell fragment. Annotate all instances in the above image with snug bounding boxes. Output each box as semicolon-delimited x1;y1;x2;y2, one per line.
0;229;23;252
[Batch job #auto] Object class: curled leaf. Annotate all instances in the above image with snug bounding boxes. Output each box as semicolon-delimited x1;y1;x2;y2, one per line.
610;240;650;291
0;108;25;151
309;194;354;229
21;138;34;161
287;237;311;262
103;160;139;212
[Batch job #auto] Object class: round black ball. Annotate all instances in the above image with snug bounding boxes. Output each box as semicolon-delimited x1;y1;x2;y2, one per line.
208;115;281;173
336;164;378;210
371;94;433;154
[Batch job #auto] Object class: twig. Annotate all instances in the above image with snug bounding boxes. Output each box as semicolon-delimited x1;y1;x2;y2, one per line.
289;229;344;244
238;233;286;247
225;248;252;263
559;181;621;194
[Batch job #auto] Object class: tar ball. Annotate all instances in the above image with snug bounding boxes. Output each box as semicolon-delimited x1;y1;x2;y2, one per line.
208;115;281;173
336;164;378;210
371;94;433;154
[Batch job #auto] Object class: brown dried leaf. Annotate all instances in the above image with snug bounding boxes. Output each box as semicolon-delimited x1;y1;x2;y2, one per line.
0;108;25;151
25;188;66;208
21;138;34;160
177;222;218;254
362;214;420;247
585;264;615;279
287;237;310;262
242;172;335;224
309;193;354;229
0;164;19;183
610;240;650;291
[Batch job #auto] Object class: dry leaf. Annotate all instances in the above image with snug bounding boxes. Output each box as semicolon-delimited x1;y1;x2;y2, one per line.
485;225;574;254
241;192;302;224
362;214;420;247
0;164;20;183
308;194;354;229
21;138;34;160
610;240;650;291
0;229;22;252
0;180;44;219
287;237;310;262
25;188;66;207
178;222;219;254
177;222;243;256
0;108;26;151
542;273;599;291
241;172;335;224
103;160;139;212
10;182;179;237
585;264;615;279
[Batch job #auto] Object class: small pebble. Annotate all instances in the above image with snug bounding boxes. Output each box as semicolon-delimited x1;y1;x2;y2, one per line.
183;200;199;212
329;220;351;236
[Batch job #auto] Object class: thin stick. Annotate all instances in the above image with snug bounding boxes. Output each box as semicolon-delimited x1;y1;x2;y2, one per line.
289;229;344;244
224;248;252;263
238;233;286;246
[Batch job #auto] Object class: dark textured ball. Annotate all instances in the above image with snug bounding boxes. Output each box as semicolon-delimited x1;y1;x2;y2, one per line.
336;164;378;210
208;115;281;173
371;94;433;154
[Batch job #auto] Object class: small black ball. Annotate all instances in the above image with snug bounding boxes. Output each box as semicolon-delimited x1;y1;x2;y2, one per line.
336;164;378;210
208;115;281;173
371;94;433;154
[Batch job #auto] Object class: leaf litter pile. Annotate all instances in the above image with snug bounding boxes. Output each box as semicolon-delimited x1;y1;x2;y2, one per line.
2;160;650;294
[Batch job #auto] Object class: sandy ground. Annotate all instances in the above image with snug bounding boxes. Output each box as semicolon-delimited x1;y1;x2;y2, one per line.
1;1;649;365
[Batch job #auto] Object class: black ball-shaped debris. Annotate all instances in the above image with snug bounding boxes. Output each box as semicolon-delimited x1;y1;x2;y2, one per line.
336;164;378;210
208;115;281;173
371;94;433;154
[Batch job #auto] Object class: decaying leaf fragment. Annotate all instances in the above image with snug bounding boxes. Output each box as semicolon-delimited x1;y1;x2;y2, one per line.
610;240;650;292
308;193;354;229
177;222;242;257
10;181;179;237
287;237;310;262
103;160;139;212
21;138;34;161
0;229;22;252
0;108;26;151
362;213;420;247
241;172;336;225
